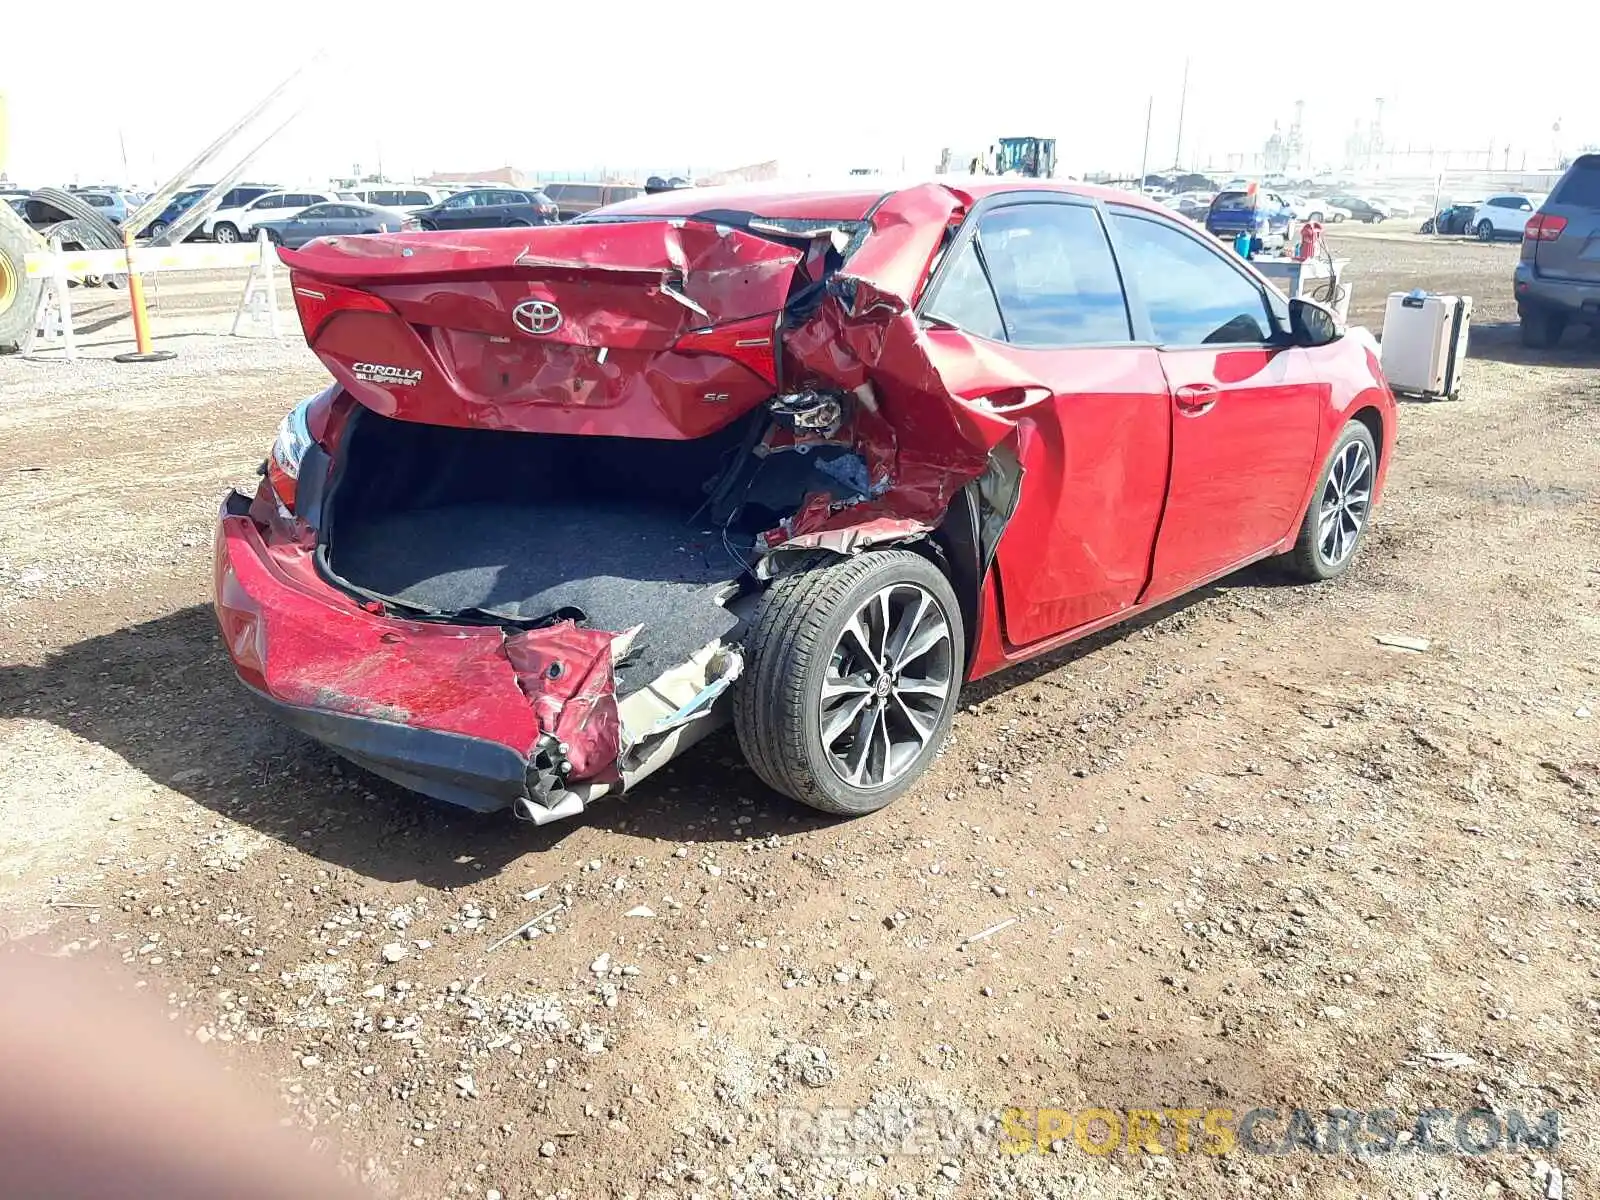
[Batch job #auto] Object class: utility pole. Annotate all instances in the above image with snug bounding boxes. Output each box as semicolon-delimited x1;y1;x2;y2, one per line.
1138;95;1153;190
1172;57;1190;170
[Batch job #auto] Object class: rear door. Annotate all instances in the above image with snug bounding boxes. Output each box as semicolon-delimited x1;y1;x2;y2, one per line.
917;195;1173;646
1532;157;1600;283
1108;206;1323;603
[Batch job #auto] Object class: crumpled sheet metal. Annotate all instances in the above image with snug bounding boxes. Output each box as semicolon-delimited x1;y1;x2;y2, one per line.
220;498;624;790
767;181;1043;544
281;222;803;331
503;623;622;787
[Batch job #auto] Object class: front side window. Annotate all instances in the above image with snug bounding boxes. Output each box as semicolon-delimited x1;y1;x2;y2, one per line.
973;204;1132;346
1110;212;1274;346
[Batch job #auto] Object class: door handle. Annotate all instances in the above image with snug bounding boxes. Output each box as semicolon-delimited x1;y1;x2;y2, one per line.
1174;384;1219;415
972;386;1052;412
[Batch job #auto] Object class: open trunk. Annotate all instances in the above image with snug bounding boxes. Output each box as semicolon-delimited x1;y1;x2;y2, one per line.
320;408;772;696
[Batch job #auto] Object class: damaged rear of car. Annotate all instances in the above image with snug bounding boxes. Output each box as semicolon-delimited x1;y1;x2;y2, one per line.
216;182;1031;822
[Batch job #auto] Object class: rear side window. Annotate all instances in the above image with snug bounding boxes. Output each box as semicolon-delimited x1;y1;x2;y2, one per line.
926;239;1006;341
973;203;1131;346
606;186;643;202
1551;159;1600;207
1110;212;1273;346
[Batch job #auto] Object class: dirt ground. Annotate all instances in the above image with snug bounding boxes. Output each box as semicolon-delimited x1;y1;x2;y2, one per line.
1;228;1597;1200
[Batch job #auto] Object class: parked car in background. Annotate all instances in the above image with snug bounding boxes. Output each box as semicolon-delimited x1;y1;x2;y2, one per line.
1286;195;1347;223
227;178;1395;825
204;189;348;243
1514;155;1600;347
144;183;279;241
1373;197;1417;218
1205;187;1294;252
1327;195;1390;224
256;202;408;248
73;190;133;225
406;187;558;230
346;185;450;213
1420;203;1479;235
542;181;644;221
1471;193;1545;242
1161;193;1209;222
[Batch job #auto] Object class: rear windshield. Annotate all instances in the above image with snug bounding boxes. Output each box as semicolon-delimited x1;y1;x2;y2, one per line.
1212;191;1255;208
1552;157;1600;208
574;210;870;259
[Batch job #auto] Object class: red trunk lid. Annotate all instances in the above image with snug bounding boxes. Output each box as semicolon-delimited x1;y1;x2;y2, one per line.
279;222;805;439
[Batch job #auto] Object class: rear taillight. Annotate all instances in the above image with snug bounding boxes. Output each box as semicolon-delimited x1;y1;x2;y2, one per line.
672;315;779;385
289;272;394;340
1523;213;1566;241
265;387;335;514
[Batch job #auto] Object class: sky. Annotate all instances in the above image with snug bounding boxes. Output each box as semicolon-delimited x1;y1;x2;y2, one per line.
4;1;1596;188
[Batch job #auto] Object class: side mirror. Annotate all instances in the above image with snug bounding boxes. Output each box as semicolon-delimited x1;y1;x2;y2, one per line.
1289;297;1341;347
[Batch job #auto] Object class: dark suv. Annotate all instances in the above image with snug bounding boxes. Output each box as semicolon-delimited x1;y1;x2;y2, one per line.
1515;155;1600;348
543;182;643;221
409;187;558;231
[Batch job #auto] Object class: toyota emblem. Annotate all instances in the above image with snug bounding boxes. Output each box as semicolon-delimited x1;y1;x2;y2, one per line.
513;299;563;336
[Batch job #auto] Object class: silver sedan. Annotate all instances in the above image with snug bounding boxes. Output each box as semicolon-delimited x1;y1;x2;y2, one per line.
256;202;407;248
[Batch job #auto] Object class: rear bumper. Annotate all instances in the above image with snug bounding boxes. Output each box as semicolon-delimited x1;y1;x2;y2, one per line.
242;685;531;813
212;489;619;820
1515;264;1600;318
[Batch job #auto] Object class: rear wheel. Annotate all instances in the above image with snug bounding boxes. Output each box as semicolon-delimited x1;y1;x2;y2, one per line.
1519;307;1567;349
213;222;239;244
1282;420;1377;582
148;220;169;240
735;551;964;816
1476;220;1494;242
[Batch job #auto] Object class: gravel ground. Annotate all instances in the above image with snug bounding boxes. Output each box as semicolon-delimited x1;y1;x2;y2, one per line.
1;229;1597;1200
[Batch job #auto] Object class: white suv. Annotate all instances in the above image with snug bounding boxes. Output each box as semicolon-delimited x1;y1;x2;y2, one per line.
204;189;349;243
347;185;450;213
1471;193;1545;242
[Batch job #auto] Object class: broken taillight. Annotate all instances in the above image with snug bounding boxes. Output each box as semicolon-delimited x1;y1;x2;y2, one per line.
672;315;779;386
265;387;335;514
289;273;394;340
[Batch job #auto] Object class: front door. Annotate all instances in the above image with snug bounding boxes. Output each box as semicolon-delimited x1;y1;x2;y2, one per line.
1106;208;1323;604
918;196;1173;647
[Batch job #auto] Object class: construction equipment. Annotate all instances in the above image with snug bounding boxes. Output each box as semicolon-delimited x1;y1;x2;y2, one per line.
993;137;1056;178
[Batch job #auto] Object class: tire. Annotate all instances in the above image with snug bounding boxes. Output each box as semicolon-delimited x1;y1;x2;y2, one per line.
1309;210;1324;223
1419;218;1435;234
25;188;123;247
1281;420;1378;583
147;220;169;241
1476;220;1494;242
212;222;239;244
0;202;47;353
1519;307;1567;349
734;550;965;816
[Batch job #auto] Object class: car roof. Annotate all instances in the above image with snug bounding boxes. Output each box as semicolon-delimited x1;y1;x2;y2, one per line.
596;177;1168;222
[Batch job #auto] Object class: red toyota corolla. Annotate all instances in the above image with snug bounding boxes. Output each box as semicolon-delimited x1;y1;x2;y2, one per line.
214;179;1395;824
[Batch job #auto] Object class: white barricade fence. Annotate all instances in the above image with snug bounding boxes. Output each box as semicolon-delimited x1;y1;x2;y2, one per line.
20;237;287;355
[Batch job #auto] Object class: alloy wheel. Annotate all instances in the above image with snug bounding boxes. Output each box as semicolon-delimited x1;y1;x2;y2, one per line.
817;582;954;789
1318;440;1374;565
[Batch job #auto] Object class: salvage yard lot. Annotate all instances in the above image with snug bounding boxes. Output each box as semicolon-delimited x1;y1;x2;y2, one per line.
1;230;1597;1199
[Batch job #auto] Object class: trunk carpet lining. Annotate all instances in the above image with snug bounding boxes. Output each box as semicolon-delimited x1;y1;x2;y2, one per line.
328;503;744;695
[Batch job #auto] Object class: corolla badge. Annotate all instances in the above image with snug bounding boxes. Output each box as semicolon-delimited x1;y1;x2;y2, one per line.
513;299;563;336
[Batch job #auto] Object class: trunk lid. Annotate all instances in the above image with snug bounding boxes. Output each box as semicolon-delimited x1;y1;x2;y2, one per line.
279;221;806;439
